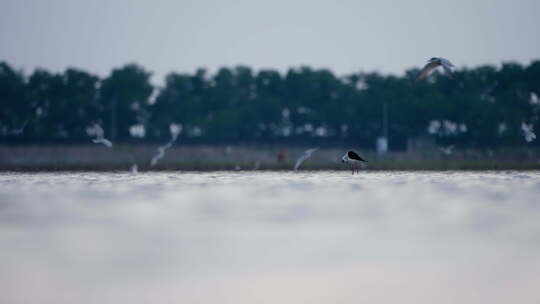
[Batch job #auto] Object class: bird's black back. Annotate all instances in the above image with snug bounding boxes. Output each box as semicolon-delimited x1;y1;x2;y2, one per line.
348;150;367;162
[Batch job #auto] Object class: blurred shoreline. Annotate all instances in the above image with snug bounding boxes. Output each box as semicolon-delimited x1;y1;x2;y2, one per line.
1;145;540;171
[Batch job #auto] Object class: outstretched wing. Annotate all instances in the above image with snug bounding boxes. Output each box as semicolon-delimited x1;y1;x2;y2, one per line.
294;155;307;171
441;62;454;76
305;148;319;156
439;58;454;68
294;148;319;170
416;61;440;80
92;138;113;148
348;151;367;162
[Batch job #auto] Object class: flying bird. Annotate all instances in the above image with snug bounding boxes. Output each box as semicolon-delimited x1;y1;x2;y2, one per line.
9;120;28;135
438;145;455;156
294;147;319;171
417;57;454;80
150;126;180;167
150;141;174;167
521;122;536;143
341;150;367;174
92;138;113;148
88;123;113;148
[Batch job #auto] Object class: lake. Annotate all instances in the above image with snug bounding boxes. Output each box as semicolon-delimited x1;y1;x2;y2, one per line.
1;171;539;304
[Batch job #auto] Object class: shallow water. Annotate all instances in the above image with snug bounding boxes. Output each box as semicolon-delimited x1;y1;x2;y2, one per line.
1;171;540;304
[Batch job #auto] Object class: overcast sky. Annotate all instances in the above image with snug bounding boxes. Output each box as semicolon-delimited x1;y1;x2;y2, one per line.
1;0;540;84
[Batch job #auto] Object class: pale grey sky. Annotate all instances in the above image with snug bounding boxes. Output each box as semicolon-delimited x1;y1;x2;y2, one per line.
1;0;539;84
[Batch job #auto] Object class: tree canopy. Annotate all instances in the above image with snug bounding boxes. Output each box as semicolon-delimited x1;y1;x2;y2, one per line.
1;60;539;149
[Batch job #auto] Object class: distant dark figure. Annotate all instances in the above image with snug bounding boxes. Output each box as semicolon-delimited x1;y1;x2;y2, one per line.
341;150;367;174
417;57;454;80
277;150;288;163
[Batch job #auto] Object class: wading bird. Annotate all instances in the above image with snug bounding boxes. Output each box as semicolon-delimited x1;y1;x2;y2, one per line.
417;57;454;80
341;150;367;174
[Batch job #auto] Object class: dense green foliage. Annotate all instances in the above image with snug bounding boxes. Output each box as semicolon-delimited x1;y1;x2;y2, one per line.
1;60;539;149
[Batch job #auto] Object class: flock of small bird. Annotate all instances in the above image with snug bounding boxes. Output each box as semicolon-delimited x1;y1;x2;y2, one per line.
83;57;452;174
6;56;536;173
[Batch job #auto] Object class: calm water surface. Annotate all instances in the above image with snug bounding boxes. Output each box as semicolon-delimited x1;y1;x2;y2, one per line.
1;171;540;304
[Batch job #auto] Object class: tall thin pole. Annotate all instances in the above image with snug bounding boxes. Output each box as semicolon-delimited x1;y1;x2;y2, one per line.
382;100;388;139
110;97;117;141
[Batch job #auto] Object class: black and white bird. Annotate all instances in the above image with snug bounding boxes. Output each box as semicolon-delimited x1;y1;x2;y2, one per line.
341;150;367;174
417;57;454;80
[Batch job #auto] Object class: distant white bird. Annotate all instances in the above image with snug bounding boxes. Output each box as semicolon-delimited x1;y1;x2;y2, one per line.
438;145;455;156
150;125;181;167
521;122;536;143
87;123;113;148
9;120;28;135
294;148;319;171
92;138;113;148
341;150;367;174
417;57;455;80
150;141;174;167
130;164;138;174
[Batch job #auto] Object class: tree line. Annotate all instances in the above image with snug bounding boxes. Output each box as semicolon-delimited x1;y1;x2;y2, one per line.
1;60;539;149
